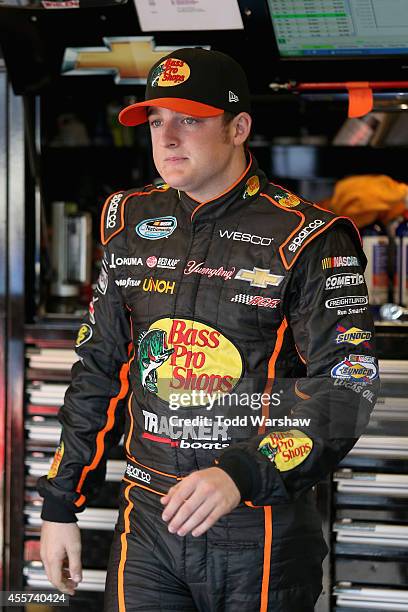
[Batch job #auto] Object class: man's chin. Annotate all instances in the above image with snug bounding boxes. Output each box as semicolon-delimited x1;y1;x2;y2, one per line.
159;173;192;193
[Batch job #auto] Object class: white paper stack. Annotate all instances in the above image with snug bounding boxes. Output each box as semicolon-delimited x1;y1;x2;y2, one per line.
25;504;118;531
334;470;408;497
334;519;408;547
23;562;106;592
334;584;408;610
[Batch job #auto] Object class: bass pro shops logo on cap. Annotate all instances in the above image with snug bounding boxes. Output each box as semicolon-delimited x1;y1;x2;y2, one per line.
151;58;191;87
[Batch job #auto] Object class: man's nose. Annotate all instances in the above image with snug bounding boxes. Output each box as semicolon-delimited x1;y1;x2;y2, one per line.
161;122;179;147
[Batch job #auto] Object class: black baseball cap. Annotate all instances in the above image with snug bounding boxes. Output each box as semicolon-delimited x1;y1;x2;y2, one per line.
118;47;251;127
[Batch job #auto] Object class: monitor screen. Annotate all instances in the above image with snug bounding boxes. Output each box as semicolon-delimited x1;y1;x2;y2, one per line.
268;0;408;57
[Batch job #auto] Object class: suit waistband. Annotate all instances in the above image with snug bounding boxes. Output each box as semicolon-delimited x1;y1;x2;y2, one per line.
123;455;182;496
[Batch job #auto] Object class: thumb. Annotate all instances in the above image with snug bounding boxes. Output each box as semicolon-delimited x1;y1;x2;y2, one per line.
67;548;82;583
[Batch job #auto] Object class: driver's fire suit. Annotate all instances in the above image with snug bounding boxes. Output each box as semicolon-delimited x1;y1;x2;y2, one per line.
38;153;379;611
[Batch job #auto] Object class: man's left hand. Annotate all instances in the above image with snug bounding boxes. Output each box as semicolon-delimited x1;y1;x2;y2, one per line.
161;467;240;537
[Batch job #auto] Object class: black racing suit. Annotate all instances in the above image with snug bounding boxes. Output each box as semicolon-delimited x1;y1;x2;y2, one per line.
38;153;379;612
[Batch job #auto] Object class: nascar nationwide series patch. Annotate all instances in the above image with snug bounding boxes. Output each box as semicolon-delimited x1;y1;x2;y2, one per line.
136;217;177;240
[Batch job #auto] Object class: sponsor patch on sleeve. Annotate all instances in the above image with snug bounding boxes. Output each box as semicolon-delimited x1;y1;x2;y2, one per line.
47;441;64;479
97;255;109;295
101;191;126;245
331;354;378;382
258;429;313;471
76;323;93;348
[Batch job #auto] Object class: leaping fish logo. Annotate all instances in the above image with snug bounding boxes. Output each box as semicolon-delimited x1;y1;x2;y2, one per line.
138;329;174;393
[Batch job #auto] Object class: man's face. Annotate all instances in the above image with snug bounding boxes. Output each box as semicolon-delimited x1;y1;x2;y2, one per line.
148;107;236;198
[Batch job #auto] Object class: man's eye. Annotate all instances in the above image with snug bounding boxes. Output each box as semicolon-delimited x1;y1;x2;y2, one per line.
150;119;162;128
182;117;198;125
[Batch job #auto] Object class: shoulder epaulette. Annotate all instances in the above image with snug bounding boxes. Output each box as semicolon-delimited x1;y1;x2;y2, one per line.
100;190;128;246
262;185;363;270
280;204;363;270
100;184;163;245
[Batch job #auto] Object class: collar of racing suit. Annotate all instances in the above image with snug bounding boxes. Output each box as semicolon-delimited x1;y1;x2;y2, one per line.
178;151;269;221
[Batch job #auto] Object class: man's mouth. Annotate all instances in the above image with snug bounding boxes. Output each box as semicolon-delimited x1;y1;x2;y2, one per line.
165;157;188;163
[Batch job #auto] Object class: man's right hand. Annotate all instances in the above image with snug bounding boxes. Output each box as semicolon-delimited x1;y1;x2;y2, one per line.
40;521;82;596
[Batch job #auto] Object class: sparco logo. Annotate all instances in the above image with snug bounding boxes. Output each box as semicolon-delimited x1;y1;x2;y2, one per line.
325;295;368;309
325;273;364;291
125;464;151;484
106;193;124;229
219;229;273;246
288;220;325;252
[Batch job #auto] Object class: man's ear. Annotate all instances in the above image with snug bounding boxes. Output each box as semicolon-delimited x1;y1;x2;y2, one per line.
233;112;252;146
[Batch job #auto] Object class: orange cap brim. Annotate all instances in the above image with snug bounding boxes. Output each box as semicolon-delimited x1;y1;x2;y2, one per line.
118;98;224;126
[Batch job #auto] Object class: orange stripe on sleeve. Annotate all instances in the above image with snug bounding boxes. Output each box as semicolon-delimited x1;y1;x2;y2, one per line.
125;349;136;456
118;481;136;612
295;380;311;401
260;506;273;612
295;343;307;365
259;318;288;435
74;361;130;505
100;187;165;246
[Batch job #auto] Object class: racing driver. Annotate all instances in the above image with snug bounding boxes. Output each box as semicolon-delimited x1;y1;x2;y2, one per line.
38;48;379;612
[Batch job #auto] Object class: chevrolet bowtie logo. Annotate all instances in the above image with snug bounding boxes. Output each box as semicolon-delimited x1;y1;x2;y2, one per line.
61;37;187;84
235;268;285;288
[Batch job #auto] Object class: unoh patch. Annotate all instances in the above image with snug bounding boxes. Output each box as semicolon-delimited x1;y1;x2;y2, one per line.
258;429;313;471
76;323;93;348
136;216;177;240
47;441;64;479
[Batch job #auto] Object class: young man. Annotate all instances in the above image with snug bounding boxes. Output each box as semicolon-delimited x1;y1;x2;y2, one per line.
39;48;379;611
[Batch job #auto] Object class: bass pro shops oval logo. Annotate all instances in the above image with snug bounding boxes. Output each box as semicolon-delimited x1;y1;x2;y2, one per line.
150;58;191;87
137;318;243;406
258;430;313;471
